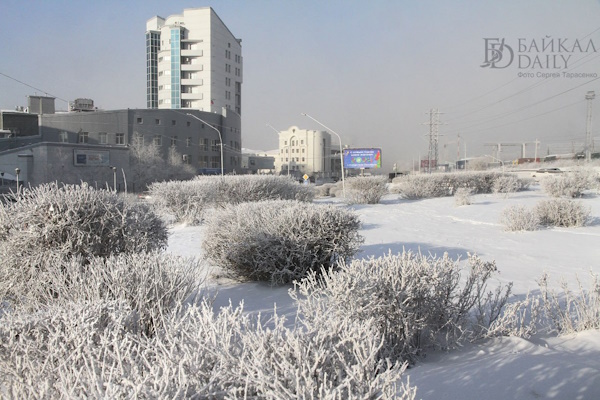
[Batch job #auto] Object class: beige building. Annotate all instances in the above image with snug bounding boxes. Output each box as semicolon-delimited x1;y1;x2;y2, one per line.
275;126;339;179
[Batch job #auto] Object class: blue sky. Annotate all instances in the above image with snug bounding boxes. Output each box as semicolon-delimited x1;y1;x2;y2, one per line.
2;0;600;169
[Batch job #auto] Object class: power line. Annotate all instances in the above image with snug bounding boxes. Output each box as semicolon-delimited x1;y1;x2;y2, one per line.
0;71;70;104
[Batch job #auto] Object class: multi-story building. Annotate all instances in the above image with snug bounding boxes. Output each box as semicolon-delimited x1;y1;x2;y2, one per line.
146;7;243;115
274;126;339;179
0;103;241;190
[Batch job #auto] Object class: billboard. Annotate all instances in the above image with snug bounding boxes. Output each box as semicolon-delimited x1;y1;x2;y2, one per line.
343;148;381;169
74;149;110;166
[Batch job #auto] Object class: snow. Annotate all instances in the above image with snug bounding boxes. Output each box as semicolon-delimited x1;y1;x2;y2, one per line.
167;184;600;399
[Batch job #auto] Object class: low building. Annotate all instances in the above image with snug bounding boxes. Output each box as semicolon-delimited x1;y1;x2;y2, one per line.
0;105;242;191
241;149;275;174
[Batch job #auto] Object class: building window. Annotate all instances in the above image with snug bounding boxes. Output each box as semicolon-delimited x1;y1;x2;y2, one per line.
187;121;191;127
183;154;191;164
99;132;108;144
59;131;68;142
155;119;161;125
171;136;177;146
137;117;143;124
153;135;162;146
172;120;176;126
211;139;220;152
200;138;208;151
115;133;124;145
186;137;191;147
78;132;89;143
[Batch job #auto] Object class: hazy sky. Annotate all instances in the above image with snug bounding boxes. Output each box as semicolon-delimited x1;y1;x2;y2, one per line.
2;0;600;170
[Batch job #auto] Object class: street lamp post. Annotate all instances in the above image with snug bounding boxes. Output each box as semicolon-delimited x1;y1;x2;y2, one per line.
266;123;286;175
110;166;117;192
187;113;224;176
301;113;345;198
15;167;20;195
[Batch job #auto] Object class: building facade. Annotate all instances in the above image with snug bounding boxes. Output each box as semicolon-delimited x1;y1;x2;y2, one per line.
274;126;337;179
0;107;241;190
146;7;243;115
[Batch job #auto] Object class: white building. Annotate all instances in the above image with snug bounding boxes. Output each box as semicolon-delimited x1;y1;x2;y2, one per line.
275;126;339;179
146;7;242;115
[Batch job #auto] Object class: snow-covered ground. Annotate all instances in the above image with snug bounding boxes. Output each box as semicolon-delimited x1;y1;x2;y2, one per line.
167;184;600;399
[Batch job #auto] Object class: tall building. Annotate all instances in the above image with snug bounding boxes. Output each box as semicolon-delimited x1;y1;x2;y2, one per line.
146;7;243;115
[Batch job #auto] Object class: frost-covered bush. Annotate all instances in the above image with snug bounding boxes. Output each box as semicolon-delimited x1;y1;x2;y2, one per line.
537;271;600;334
390;172;520;199
315;183;334;197
0;182;167;262
0;251;202;331
0;299;416;399
291;251;511;363
328;181;344;198
202;200;363;284
493;174;528;196
149;175;315;225
541;170;595;198
535;198;590;227
454;187;473;206
500;205;539;231
345;176;389;204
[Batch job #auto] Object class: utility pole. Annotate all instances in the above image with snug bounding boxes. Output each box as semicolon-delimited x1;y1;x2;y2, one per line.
585;91;595;162
424;108;444;173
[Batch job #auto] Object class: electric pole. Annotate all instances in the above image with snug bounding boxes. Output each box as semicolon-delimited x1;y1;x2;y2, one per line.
424;108;444;173
585;91;595;162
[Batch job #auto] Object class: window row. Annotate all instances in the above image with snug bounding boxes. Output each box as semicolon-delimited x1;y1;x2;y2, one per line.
61;131;125;145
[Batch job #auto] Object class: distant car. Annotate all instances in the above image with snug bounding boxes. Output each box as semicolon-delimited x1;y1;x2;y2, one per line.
531;167;562;177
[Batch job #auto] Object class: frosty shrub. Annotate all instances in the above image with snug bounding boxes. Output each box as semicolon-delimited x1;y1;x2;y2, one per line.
390;172;518;199
0;183;167;263
315;183;334;197
537;271;600;334
328;181;344;198
0;300;416;399
202;200;363;284
291;251;511;363
345;175;389;204
493;174;527;196
0;251;202;331
535;198;590;227
0;300;142;399
149;175;315;225
454;187;473;206
500;205;539;231
483;294;541;339
541;170;595;198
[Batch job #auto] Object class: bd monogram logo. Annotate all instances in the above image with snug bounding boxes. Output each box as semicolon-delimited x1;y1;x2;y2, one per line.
481;38;514;69
480;36;598;77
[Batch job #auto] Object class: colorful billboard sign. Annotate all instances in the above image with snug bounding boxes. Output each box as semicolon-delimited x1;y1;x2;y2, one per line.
343;148;382;169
